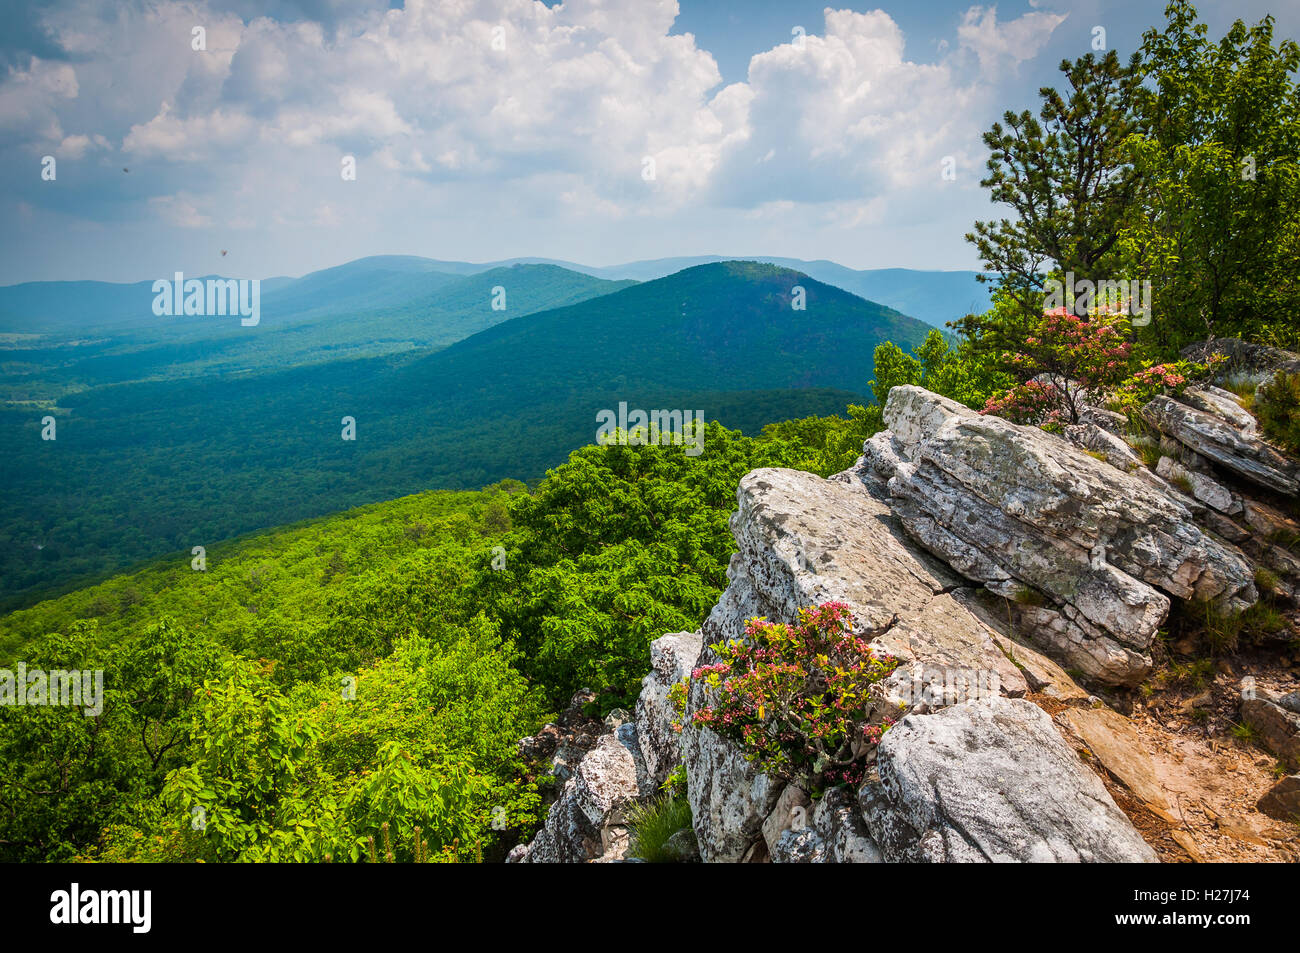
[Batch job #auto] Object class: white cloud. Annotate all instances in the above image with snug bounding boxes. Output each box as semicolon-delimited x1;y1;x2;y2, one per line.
150;192;213;227
709;9;980;205
957;5;1070;77
57;132;109;157
0;0;1077;276
0;57;79;146
702;4;1069;223
124;102;260;159
99;0;736;212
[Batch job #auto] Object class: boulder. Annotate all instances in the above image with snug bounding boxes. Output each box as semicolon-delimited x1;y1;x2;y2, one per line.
811;785;881;862
1256;774;1300;822
518;689;603;788
1079;404;1130;436
1064;421;1144;474
1241;694;1300;769
681;713;784;863
635;631;702;788
1155;455;1241;515
771;828;827;863
859;699;1159;862
522;728;647;863
769;787;882;863
761;783;812;856
1180;338;1300;380
1179;386;1260;438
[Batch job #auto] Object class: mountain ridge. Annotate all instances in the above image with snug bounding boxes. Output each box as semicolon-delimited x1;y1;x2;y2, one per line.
0;260;923;607
0;254;987;331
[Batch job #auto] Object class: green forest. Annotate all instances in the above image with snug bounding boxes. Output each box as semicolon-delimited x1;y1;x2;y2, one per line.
0;415;876;861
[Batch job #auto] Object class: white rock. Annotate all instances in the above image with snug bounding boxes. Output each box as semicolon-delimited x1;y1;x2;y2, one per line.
860;698;1159;862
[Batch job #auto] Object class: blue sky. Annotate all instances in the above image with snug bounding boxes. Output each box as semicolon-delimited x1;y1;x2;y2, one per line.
1;0;1295;284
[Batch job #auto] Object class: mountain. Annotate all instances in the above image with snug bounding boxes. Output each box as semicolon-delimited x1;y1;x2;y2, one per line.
756;262;989;330
0;263;636;401
0;256;630;335
0;253;986;339
348;254;991;328
389;261;931;399
530;256;991;328
0;279;162;333
255;255;464;321
0;255;450;333
0;261;927;607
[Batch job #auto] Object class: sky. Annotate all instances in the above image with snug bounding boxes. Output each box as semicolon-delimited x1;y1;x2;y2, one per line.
0;0;1296;285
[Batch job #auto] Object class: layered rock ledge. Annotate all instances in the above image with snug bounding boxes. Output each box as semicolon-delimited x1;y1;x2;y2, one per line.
838;385;1259;687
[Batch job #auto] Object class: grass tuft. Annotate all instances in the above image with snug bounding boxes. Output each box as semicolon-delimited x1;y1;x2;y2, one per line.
626;795;694;863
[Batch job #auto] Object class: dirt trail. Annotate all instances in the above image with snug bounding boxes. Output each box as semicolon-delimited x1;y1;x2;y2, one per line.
1056;647;1300;862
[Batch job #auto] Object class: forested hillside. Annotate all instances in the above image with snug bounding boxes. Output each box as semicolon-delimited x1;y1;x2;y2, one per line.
4;0;1297;874
0;414;873;862
0;261;925;608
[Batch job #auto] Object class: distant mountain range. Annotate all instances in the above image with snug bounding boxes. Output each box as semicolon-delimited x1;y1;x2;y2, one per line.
0;254;989;333
0;263;635;401
0;260;933;607
388;261;931;401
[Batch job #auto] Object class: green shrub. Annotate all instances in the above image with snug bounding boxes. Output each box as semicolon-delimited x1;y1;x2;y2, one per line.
1254;566;1281;593
686;602;900;792
1195;600;1292;654
1111;355;1226;421
1255;371;1300;454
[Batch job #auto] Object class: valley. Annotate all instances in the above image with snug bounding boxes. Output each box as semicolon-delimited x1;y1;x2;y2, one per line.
0;258;932;609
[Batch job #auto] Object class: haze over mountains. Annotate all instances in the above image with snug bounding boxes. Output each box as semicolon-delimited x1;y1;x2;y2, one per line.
0;254;988;333
0;257;943;607
0;262;636;401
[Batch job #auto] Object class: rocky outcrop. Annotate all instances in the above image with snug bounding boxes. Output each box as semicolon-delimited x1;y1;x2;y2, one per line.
675;467;1156;863
1064;421;1145;474
770;786;881;863
514;372;1297;864
1127;376;1300;612
514;460;1159;863
1181;339;1300;382
511;724;651;863
1241;690;1300;770
681;688;784;862
1155;455;1240;514
635;632;702;789
517;689;603;788
842;385;1256;686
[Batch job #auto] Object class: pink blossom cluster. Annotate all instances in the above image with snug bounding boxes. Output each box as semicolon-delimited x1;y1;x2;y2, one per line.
683;601;900;792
